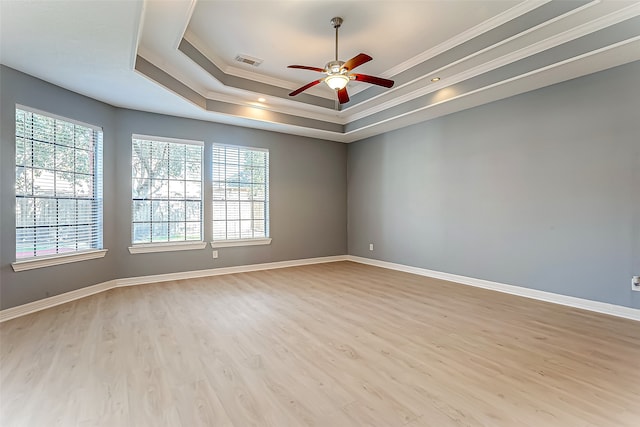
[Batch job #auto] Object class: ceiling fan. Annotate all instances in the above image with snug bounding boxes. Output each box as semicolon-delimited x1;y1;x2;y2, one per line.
287;17;394;104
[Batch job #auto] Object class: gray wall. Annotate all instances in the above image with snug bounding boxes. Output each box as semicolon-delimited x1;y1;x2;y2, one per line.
348;61;640;309
1;66;119;309
112;109;347;279
0;66;347;309
2;61;639;311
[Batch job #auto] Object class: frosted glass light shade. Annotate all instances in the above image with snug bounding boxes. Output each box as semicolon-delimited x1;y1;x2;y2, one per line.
325;74;349;90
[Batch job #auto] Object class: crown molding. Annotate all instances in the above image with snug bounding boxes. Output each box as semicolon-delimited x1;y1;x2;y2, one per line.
344;2;640;123
137;48;212;95
129;0;146;70
382;0;552;78
130;0;640;143
164;0;640;127
183;29;333;98
342;36;640;142
175;0;198;50
204;91;346;125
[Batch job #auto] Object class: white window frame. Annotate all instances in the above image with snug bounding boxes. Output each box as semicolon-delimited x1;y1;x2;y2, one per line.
12;105;107;272
211;143;271;248
128;134;205;254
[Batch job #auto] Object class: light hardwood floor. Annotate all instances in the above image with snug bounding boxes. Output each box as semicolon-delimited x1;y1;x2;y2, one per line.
1;261;639;426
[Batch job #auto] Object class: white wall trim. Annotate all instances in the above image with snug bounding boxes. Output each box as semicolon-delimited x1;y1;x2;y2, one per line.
4;255;638;323
210;238;272;248
117;254;344;286
0;279;119;322
11;249;109;272
0;255;348;322
383;0;552;77
343;35;640;142
128;241;207;254
345;2;640;124
347;256;640;322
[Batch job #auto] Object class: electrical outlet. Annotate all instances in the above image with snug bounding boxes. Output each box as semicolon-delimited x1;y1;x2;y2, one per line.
632;276;640;291
369;243;374;251
212;250;218;259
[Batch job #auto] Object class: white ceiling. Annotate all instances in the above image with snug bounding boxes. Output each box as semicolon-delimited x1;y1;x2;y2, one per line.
185;1;520;88
2;0;640;143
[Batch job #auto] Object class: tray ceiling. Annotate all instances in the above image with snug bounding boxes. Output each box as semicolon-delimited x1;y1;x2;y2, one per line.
2;0;640;143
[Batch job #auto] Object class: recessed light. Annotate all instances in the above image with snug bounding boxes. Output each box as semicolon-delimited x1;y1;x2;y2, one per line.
431;77;441;82
258;97;266;103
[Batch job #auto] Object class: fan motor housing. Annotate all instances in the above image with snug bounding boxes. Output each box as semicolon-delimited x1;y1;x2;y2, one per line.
326;60;346;74
286;15;394;104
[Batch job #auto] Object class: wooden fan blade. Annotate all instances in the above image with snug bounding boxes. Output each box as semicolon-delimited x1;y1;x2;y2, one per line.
337;87;350;104
353;74;394;88
287;65;326;73
289;79;324;97
342;53;372;71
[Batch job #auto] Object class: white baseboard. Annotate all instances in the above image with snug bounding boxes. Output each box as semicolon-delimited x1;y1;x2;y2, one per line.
0;279;119;323
0;255;348;322
346;255;640;322
116;255;348;287
3;254;638;323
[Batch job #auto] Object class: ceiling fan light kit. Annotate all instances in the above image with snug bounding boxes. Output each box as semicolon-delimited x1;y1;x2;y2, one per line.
287;16;394;104
325;74;350;90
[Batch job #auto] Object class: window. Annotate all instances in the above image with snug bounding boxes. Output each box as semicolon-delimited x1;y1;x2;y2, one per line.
15;107;104;262
131;135;203;251
212;144;270;246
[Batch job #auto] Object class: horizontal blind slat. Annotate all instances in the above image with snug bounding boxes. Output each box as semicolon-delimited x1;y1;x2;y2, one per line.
15;108;103;260
212;144;270;242
131;136;203;245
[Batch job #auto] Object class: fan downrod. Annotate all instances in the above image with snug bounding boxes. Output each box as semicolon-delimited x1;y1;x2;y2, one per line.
286;15;394;104
330;17;343;61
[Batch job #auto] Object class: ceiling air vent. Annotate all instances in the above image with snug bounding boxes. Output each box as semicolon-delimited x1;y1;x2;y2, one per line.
235;54;263;67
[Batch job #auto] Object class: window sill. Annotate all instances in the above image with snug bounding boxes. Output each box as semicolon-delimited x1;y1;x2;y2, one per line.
211;238;272;248
128;241;207;254
12;249;108;272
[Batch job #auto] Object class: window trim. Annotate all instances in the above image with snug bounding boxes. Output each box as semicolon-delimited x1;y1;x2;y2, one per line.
131;134;203;147
15;105;104;262
16;104;102;132
11;249;108;272
210;238;272;248
211;143;270;243
128;241;207;254
130;134;204;248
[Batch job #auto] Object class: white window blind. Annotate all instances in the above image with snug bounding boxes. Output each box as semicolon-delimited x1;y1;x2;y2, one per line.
212;144;269;241
131;135;203;244
15;107;103;260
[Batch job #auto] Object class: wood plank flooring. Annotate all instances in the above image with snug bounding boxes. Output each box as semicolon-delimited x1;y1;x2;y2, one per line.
1;261;639;426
